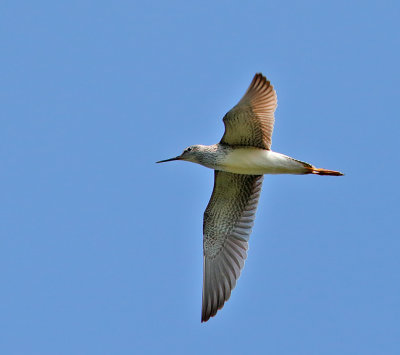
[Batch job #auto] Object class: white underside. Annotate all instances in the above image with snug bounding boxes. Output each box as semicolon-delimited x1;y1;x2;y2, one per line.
218;148;310;175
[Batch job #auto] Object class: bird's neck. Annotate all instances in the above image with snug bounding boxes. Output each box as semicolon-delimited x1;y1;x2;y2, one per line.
195;144;231;170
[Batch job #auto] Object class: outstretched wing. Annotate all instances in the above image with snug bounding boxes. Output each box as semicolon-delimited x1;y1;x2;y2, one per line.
202;171;264;322
220;73;277;150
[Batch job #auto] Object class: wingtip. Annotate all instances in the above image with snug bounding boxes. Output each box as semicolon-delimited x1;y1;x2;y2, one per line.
252;72;266;83
201;309;211;323
248;72;273;93
201;312;213;323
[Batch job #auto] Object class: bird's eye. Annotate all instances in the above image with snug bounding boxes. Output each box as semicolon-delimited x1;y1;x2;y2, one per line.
186;147;192;152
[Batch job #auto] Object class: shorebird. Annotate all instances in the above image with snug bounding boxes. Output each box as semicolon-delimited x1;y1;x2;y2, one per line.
157;73;343;322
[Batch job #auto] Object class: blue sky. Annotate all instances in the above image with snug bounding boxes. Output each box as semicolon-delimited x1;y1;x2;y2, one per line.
1;1;399;354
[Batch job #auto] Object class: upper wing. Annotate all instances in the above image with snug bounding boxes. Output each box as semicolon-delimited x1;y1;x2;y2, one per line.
220;73;277;150
202;171;264;322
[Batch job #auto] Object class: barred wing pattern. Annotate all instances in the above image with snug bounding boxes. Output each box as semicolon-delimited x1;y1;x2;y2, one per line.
202;171;264;322
220;73;277;150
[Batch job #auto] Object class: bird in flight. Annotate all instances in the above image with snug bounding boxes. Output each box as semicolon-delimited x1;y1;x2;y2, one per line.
157;73;343;322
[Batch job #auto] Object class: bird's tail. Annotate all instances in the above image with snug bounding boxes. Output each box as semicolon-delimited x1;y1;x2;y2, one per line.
308;167;344;176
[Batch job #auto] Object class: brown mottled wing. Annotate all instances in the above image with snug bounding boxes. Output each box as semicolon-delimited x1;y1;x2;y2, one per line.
220;73;277;149
201;171;264;322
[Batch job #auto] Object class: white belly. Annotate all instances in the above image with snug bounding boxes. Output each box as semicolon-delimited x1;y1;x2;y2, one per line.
219;148;309;175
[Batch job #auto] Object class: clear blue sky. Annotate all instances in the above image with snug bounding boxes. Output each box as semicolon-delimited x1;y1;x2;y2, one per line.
1;1;399;354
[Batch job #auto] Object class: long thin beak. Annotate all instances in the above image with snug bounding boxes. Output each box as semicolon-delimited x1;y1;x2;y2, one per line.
156;156;182;163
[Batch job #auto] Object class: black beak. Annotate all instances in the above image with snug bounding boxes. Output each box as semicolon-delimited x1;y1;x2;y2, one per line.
156;156;181;163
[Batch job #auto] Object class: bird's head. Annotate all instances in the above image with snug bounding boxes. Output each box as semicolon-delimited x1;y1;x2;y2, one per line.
156;145;204;164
